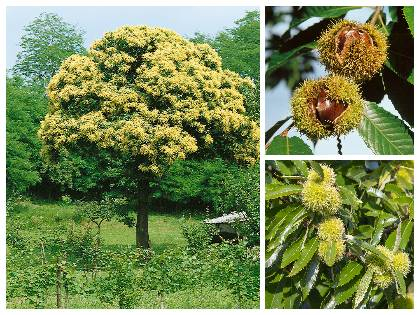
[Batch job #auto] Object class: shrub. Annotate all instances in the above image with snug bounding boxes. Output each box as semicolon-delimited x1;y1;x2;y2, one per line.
181;220;215;253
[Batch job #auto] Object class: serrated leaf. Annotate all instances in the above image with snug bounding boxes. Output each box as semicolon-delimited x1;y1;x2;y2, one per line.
281;235;304;268
265;183;302;200
266;42;316;76
302;257;320;300
288;237;319;277
324;241;336;267
393;221;402;252
336;261;363;287
327;278;360;308
346;235;388;262
289;6;361;28
394;271;406;296
399;220;413;250
339;186;362;209
358;102;413;155
354;268;373;308
266;136;313;155
403;7;414;36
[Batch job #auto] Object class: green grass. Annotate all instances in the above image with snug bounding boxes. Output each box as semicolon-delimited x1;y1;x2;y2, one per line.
10;199;202;253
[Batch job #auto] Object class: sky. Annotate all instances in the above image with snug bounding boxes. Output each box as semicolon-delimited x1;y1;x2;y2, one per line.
6;6;255;69
265;7;404;155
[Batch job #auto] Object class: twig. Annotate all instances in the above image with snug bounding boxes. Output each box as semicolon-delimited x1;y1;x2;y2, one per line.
370;6;383;25
280;122;295;137
337;136;343;155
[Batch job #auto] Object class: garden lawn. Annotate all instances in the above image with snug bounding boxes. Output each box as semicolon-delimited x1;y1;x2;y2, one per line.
10;199;202;253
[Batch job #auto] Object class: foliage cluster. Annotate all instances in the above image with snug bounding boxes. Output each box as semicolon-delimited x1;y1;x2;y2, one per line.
265;160;414;309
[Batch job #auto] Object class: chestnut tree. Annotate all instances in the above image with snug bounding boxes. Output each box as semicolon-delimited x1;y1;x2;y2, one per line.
38;26;259;248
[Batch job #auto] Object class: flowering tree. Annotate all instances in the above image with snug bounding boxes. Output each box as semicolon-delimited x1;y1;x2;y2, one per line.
39;26;259;248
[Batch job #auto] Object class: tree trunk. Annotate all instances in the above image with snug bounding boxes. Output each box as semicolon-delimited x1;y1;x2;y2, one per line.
136;197;149;248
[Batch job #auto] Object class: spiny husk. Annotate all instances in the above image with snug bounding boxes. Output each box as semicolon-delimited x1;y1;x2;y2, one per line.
290;75;364;140
301;180;342;215
318;20;388;81
318;217;345;241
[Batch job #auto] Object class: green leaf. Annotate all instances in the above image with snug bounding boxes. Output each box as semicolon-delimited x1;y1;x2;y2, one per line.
265;117;292;144
288;237;319;277
281;235;304;268
358;102;414;155
399;220;413;250
266;42;316;76
346;235;388;262
292;160;308;177
265;273;285;308
339;186;362;209
309;161;323;180
336;261;363;287
289;6;361;28
266;136;313;155
394;271;406;297
383;66;414;127
327;278;360;308
265;183;302;200
353;268;373;308
403;6;414;36
324;241;336;267
302;257;320;300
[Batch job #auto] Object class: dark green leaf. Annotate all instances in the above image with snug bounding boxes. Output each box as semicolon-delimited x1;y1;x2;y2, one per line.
358;102;414;155
387;8;414;80
336;261;363;287
289;6;361;28
266;136;313;155
266;42;316;76
339;186;362;209
383;66;414;127
289;237;319;277
302;256;320;300
360;73;385;103
265;117;292;144
327;278;360;308
399;220;413;250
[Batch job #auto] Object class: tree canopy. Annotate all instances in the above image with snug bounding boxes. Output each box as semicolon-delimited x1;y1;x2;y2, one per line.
39;26;259;176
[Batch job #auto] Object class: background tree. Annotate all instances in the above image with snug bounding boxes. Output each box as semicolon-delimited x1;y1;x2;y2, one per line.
6;78;47;195
38;26;259;248
7;12;87;197
12;12;86;86
192;10;260;121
